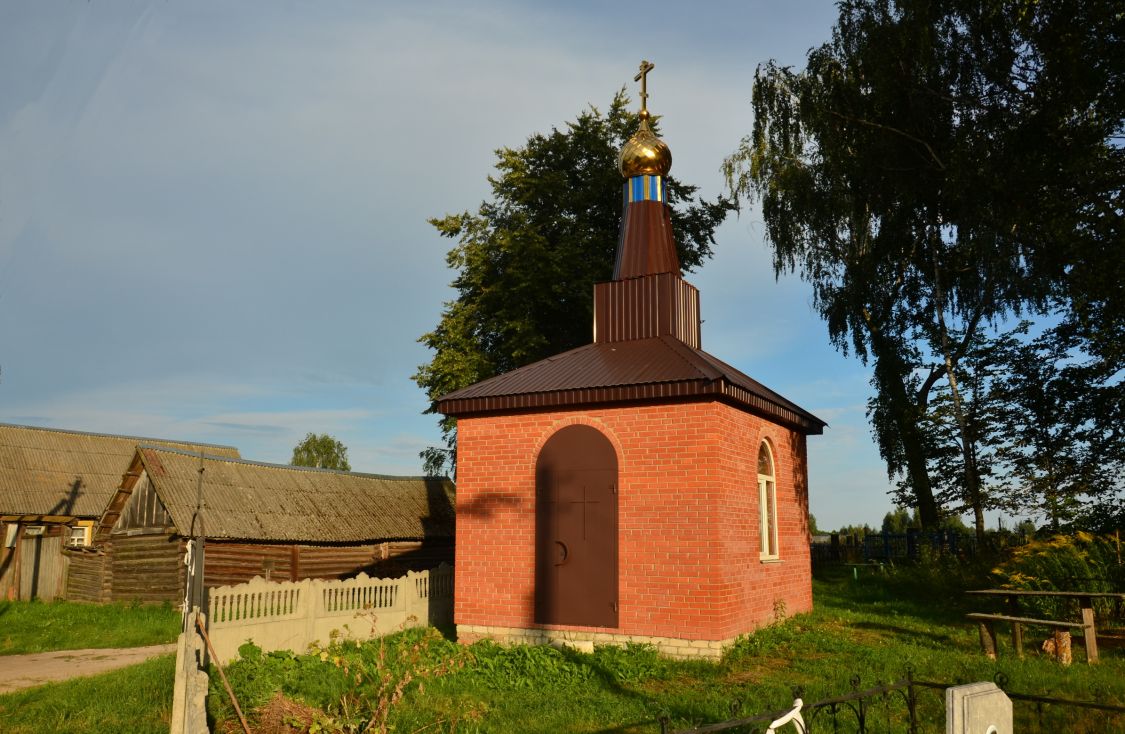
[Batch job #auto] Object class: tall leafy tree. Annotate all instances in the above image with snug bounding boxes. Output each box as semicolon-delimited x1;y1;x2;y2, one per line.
902;319;1123;531
989;324;1124;530
415;92;732;476
899;332;1007;526
724;0;1123;530
290;433;351;472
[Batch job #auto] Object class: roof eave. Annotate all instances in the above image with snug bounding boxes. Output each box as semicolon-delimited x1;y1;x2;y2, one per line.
440;377;826;435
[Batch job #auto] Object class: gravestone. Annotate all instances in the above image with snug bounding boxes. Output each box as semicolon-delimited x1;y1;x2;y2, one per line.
946;682;1012;734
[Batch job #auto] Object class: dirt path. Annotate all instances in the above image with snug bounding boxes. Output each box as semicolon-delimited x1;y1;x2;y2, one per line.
0;644;176;693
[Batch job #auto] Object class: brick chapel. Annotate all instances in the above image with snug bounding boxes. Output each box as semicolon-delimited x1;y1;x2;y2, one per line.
437;62;825;659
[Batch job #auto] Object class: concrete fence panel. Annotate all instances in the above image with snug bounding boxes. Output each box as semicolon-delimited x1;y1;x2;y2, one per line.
206;564;453;663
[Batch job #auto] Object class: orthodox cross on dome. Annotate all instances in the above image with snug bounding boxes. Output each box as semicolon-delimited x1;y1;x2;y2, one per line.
611;59;680;284
634;60;655;118
618;58;671;180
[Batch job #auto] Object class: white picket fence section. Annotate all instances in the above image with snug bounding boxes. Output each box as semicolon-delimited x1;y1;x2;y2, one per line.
206;564;453;663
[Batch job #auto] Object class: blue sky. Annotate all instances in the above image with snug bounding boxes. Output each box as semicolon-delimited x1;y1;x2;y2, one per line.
0;0;933;531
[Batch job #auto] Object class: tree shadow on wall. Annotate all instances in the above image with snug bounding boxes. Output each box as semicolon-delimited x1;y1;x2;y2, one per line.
453;491;522;520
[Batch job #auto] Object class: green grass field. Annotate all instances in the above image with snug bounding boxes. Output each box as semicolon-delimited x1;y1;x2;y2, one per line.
206;567;1125;733
0;599;180;655
2;566;1122;733
0;653;175;734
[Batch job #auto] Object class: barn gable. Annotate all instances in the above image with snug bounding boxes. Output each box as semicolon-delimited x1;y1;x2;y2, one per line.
112;470;175;535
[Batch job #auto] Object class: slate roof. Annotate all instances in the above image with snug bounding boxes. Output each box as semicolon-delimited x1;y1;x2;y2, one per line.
130;446;455;543
438;335;826;434
0;423;240;519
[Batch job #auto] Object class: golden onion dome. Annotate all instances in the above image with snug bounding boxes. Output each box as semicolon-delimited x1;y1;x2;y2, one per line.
618;113;672;178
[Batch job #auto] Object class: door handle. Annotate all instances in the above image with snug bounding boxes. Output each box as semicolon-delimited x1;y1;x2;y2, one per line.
554;540;569;566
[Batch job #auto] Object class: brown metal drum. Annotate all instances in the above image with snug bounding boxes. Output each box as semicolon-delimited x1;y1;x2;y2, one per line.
534;425;618;627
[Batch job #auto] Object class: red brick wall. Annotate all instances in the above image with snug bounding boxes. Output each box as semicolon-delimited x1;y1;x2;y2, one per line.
454;401;812;642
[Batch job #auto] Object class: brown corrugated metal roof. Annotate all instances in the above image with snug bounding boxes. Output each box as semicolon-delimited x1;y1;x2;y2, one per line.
135;446;455;543
438;335;826;434
0;423;241;518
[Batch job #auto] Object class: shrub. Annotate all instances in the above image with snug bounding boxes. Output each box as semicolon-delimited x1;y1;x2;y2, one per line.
209;627;468;733
990;532;1125;618
870;544;995;606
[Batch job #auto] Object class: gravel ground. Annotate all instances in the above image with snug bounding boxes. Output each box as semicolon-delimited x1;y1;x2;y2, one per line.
0;644;176;693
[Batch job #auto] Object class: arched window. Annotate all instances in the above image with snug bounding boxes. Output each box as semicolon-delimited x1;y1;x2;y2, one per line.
758;441;779;560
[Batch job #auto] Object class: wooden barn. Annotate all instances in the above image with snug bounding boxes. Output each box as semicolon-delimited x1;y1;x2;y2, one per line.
0;423;240;601
438;68;825;658
91;446;455;603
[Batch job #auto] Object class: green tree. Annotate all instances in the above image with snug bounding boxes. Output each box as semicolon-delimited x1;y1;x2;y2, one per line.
415;91;732;475
290;433;351;471
988;324;1124;531
724;0;1123;531
881;507;920;535
835;523;874;539
901;332;1008;528
908;320;1123;532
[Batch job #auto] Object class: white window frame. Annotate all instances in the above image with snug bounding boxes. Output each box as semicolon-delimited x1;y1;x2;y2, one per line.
758;440;779;561
67;525;92;547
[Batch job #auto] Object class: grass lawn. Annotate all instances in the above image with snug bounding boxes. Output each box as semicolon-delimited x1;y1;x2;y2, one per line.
0;599;180;655
2;567;1121;733
0;653;175;734
206;566;1125;733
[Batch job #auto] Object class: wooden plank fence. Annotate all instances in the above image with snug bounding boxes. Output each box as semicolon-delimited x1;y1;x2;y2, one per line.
205;564;453;662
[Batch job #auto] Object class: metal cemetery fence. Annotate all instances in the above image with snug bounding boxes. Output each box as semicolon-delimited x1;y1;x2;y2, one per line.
661;670;1125;733
810;531;984;566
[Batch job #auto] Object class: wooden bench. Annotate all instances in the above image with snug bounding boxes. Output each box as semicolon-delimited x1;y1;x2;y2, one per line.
967;612;1096;663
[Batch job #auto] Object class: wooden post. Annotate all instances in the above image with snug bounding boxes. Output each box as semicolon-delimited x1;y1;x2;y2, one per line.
978;621;997;659
1007;595;1023;658
1011;622;1024;659
1081;607;1099;664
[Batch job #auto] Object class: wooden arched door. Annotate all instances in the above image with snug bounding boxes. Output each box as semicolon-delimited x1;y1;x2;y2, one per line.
534;425;618;627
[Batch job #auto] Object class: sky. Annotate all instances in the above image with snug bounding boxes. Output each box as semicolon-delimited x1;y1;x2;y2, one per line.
0;0;956;532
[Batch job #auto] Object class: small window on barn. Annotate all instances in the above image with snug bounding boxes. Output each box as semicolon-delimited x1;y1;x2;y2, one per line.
4;524;17;548
67;526;92;548
758;441;779;561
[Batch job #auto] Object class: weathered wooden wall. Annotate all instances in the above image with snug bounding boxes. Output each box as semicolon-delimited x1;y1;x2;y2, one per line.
203;538;455;587
18;530;65;601
65;549;109;602
1;523;80;601
373;539;455;575
110;532;184;603
297;544;379;580
205;542;294;587
96;535;455;603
